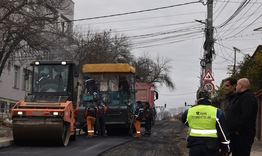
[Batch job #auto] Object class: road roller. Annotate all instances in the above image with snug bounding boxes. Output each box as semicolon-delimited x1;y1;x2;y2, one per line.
11;61;79;146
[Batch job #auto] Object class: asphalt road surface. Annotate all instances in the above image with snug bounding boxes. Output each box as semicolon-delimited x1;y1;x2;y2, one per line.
0;119;188;156
101;119;188;156
0;136;132;156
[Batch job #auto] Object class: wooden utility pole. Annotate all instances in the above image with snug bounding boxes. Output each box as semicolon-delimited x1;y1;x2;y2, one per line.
199;0;214;95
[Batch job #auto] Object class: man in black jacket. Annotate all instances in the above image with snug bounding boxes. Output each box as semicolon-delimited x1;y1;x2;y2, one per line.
144;102;153;136
226;78;258;156
221;77;237;114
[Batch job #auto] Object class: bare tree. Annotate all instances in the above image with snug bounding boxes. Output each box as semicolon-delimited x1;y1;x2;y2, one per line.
0;0;71;77
71;29;174;90
134;54;175;90
73;30;134;68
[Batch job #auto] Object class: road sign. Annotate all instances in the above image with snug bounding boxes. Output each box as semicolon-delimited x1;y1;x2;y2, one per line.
204;82;215;93
203;70;214;81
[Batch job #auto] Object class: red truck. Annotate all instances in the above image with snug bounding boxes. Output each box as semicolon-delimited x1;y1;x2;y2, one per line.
135;82;158;123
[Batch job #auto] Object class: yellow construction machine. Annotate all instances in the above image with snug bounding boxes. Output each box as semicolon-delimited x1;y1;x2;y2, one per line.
79;63;136;135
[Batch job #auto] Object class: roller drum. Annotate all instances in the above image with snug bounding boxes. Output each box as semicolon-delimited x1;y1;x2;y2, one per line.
13;117;70;146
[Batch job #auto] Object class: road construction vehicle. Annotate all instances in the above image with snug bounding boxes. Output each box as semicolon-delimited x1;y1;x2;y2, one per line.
11;61;79;146
76;77;101;136
135;82;158;124
81;63;136;135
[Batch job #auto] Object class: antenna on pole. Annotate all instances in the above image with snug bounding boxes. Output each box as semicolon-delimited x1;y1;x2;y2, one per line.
233;47;240;75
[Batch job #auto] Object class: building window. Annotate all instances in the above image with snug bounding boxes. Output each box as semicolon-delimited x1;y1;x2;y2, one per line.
22;68;32;91
0;101;7;113
14;65;20;89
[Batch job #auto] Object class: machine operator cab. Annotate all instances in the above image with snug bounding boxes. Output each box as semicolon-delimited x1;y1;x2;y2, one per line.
11;61;79;146
26;61;78;103
82;64;136;135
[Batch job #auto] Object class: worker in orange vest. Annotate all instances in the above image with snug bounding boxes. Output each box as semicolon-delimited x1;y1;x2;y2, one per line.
85;102;97;137
134;101;144;138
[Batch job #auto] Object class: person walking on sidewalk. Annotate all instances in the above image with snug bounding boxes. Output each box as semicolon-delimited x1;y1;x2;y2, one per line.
181;90;230;156
226;78;258;156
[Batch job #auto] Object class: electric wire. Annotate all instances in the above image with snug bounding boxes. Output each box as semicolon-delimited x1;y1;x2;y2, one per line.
221;1;261;37
217;0;251;28
224;12;262;40
216;0;262;4
113;22;200;33
214;0;230;20
129;26;203;39
78;11;205;26
71;1;202;22
132;34;204;49
131;31;203;46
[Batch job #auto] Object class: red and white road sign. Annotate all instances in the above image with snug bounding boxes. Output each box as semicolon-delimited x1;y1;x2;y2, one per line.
203;70;214;82
204;82;215;93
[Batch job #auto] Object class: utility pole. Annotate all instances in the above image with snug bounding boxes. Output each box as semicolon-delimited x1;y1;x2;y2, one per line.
199;0;215;95
233;47;240;75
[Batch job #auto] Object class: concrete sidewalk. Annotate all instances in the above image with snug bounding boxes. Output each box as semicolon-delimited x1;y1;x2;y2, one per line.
0;124;13;148
251;139;262;156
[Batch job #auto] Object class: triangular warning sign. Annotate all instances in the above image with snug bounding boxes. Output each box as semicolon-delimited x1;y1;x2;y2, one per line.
203;70;214;81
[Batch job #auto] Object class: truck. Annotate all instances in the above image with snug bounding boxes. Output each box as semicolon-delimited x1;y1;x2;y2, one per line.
80;63;136;135
135;82;158;123
11;61;79;146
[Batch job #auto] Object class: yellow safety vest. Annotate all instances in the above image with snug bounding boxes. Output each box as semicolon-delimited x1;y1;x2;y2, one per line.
187;105;218;138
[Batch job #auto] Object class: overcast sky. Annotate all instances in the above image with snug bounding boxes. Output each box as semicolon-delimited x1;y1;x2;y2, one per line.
73;0;262;109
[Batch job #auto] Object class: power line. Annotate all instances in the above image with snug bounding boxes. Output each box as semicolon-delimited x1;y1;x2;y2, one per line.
215;41;247;55
223;12;262;39
78;11;205;25
216;0;262;4
220;1;262;37
217;11;262;35
129;26;202;39
215;38;234;61
214;0;230;20
217;0;251;28
221;32;262;40
71;1;202;22
131;30;202;44
131;33;202;48
113;21;199;33
132;35;203;49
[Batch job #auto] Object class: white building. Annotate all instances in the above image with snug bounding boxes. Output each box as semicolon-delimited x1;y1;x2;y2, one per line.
0;0;75;116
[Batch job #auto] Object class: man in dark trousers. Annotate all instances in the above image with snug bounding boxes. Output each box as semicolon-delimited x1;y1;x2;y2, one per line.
144;102;153;136
134;101;144;138
215;77;237;156
181;90;230;156
95;99;108;136
226;78;258;156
